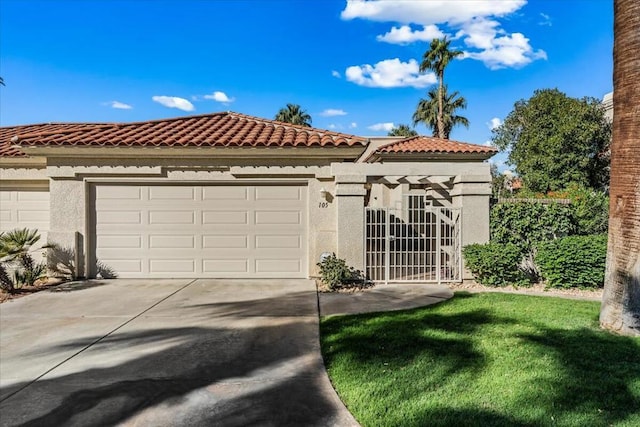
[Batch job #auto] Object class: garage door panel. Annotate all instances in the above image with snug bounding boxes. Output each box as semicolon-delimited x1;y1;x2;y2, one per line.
103;259;143;273
255;235;301;249
203;259;249;273
97;235;142;249
0;189;50;237
97;186;141;199
203;211;248;224
97;211;142;224
150;259;196;273
255;259;301;273
17;210;49;223
255;211;301;225
255;186;301;200
203;235;248;249
203;186;249;200
149;210;195;225
149;235;195;249
149;186;195;200
17;191;50;202
93;184;307;278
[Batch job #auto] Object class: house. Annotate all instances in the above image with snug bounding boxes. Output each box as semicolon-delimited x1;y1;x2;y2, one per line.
0;112;496;283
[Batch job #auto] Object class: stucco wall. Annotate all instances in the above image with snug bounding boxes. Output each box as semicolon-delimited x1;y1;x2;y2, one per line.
1;157;493;281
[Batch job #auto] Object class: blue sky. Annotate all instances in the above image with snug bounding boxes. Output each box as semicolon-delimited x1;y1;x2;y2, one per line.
0;0;613;168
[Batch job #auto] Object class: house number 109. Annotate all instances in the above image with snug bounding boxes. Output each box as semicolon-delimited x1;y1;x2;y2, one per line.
318;202;329;208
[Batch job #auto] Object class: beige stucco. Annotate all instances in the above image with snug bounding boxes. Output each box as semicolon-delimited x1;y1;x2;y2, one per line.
1;150;493;281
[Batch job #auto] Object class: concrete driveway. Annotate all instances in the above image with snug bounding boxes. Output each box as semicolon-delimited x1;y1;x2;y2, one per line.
0;279;359;427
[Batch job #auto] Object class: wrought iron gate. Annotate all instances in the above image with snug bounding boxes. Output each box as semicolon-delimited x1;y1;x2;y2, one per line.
365;196;462;284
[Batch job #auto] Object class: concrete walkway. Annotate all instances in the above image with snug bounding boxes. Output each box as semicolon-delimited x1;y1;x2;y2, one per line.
0;279;359;427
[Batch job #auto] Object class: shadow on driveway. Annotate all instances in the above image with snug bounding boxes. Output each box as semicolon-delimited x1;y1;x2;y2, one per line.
0;286;357;427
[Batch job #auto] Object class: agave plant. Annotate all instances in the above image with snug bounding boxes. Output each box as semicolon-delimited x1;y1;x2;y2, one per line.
0;228;52;291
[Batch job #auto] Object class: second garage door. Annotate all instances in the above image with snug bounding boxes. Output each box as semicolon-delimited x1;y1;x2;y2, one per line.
93;184;308;278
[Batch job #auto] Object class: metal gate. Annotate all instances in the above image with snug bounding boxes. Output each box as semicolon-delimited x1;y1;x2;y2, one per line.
365;195;462;284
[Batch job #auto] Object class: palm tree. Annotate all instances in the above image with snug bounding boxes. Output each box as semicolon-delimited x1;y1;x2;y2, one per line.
599;0;640;336
274;104;312;127
420;37;463;139
387;124;418;137
412;85;469;139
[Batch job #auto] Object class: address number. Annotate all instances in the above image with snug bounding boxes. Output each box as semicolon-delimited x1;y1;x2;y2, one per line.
318;202;329;208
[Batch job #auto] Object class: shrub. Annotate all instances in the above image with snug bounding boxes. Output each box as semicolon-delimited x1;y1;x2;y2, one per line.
490;202;575;252
462;243;531;287
567;187;609;235
536;234;607;289
0;228;51;292
317;253;363;291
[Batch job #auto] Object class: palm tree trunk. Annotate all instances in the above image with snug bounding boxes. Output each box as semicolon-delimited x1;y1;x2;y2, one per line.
599;0;640;336
437;75;445;139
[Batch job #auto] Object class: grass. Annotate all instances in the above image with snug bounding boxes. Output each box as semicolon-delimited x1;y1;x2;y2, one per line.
320;292;640;427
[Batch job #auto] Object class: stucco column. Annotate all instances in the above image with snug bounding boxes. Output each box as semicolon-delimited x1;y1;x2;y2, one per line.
451;175;492;280
48;177;87;278
335;175;367;272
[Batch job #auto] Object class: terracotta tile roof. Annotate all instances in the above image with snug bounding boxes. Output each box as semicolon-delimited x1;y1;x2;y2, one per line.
0;123;99;157
367;136;497;162
1;112;367;157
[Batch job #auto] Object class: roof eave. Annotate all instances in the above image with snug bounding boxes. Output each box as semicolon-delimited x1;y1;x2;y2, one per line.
13;145;367;160
367;151;497;163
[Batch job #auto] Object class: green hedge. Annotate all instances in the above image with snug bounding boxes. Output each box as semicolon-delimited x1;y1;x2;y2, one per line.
462;243;530;287
536;234;607;289
490;202;575;252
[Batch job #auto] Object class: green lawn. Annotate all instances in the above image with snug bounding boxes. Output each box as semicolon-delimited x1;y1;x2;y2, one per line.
320;292;640;427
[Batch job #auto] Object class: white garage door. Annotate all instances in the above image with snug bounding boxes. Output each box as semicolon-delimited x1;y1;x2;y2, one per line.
0;188;50;234
0;188;50;264
93;184;308;278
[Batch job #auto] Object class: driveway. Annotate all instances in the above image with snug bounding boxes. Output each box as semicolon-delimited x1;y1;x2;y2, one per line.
0;279;359;426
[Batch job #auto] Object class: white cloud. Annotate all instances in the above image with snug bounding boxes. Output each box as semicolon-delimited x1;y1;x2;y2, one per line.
341;0;545;70
341;0;525;26
539;13;552;26
350;122;358;128
332;70;341;78
488;117;502;130
320;109;348;117
328;124;338;129
104;101;132;110
368;122;395;132
204;91;235;104
464;30;547;70
346;58;436;88
377;24;444;44
152;96;195;112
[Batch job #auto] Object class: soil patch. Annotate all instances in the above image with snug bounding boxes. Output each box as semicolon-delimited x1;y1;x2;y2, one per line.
0;278;67;303
449;281;602;301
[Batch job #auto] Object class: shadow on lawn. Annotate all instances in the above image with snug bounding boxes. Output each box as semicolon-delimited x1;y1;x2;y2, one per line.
321;293;640;427
0;291;344;427
321;302;513;380
518;326;640;425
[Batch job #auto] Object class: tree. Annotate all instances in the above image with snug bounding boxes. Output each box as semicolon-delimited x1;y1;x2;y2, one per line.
387;124;418;137
274;104;312;127
600;0;640;337
419;37;463;139
492;89;611;193
412;85;469;139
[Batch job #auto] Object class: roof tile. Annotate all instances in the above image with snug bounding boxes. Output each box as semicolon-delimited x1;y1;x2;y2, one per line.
1;112;367;157
373;135;497;157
